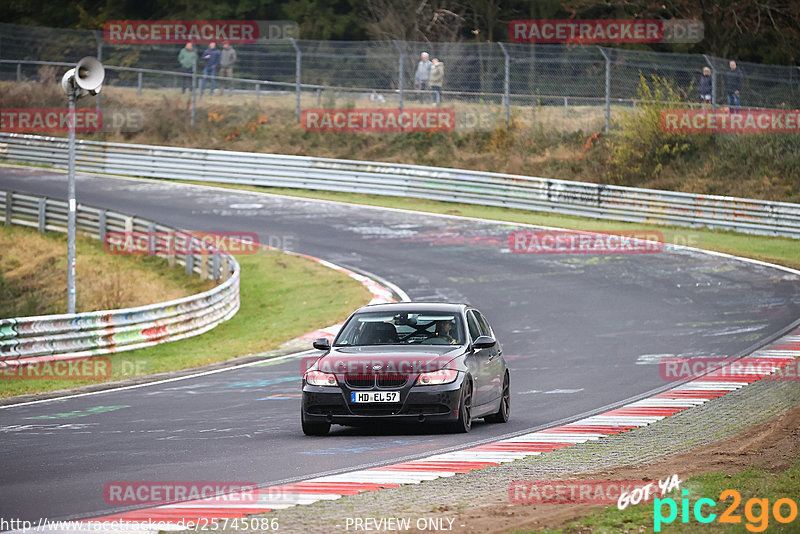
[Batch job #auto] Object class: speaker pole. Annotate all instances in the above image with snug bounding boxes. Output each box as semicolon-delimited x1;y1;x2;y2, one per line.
67;88;77;314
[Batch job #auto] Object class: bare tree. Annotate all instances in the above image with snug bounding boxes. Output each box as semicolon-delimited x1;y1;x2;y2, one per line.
364;0;467;42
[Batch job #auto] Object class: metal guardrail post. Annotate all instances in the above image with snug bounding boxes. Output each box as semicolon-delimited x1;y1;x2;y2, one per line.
37;197;46;232
290;38;301;124
392;41;404;112
598;47;611;134
98;209;106;244
212;254;221;280
497;42;510;126
148;222;156;254
4;191;11;226
703;54;716;109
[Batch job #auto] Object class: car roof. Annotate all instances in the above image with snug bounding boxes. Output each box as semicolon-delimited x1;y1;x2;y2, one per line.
354;302;470;314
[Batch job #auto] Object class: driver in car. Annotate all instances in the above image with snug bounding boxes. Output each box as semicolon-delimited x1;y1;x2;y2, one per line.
433;319;458;344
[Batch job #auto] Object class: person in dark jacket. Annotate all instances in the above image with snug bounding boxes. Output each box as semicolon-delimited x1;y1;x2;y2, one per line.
699;67;712;106
200;42;221;97
177;42;197;94
725;60;742;111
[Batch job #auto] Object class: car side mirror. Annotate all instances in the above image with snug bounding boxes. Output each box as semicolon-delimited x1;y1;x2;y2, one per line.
473;335;496;349
313;337;331;351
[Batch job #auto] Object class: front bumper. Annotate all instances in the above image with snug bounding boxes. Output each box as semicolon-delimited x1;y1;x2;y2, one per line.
302;377;464;425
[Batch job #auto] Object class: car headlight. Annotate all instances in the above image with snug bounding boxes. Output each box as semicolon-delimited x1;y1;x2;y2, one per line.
415;369;459;385
305;370;338;386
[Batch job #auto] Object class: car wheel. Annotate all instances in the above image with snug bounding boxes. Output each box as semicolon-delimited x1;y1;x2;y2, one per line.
301;406;330;436
450;378;473;433
485;372;510;423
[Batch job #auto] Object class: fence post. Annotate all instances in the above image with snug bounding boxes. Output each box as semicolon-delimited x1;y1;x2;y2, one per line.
137;72;143;95
93;30;103;113
16;62;21;82
703;54;716;109
290;38;301;124
598;47;611;133
497;42;510;126
38;197;46;232
392;41;405;112
191;55;197;127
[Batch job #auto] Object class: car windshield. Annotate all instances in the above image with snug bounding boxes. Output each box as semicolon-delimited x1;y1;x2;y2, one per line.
334;311;465;346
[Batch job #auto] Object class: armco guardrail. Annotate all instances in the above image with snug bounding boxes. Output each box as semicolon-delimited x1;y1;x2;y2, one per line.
1;132;799;238
0;189;240;365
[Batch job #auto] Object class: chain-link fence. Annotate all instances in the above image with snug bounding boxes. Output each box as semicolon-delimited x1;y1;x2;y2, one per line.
2;22;800;132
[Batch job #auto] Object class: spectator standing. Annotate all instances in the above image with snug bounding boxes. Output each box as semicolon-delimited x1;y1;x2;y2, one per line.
725;60;742;111
219;41;237;95
200;42;221;98
430;58;444;105
414;52;431;103
178;42;196;94
699;67;712;106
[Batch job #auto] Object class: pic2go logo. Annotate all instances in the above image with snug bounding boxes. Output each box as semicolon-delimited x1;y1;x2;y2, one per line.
654;489;798;532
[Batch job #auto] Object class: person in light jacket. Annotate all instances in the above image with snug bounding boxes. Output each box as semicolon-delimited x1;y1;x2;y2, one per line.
414;52;431;103
219;41;237;95
430;58;444;105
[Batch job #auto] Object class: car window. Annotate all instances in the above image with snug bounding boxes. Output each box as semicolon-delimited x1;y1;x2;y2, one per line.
334;311;465;346
474;310;492;337
466;311;481;341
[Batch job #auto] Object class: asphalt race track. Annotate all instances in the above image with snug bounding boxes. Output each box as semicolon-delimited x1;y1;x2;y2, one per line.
2;166;800;522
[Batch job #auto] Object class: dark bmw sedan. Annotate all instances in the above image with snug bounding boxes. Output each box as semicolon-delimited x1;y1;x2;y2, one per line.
301;302;510;435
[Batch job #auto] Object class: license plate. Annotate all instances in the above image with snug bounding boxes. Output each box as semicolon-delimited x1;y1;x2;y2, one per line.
351;391;400;403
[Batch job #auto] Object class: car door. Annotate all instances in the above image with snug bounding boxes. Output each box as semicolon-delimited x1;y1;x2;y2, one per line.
473;309;503;403
466;309;493;408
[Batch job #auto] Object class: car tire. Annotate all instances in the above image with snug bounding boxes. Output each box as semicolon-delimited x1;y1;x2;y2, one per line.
449;378;473;433
301;407;331;436
485;372;510;423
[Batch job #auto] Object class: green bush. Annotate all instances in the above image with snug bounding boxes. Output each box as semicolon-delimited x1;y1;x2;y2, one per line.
607;74;711;185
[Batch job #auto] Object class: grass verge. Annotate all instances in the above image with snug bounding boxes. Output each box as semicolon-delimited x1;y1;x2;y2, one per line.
175;180;800;271
1;227;371;398
0;224;212;317
529;459;800;533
